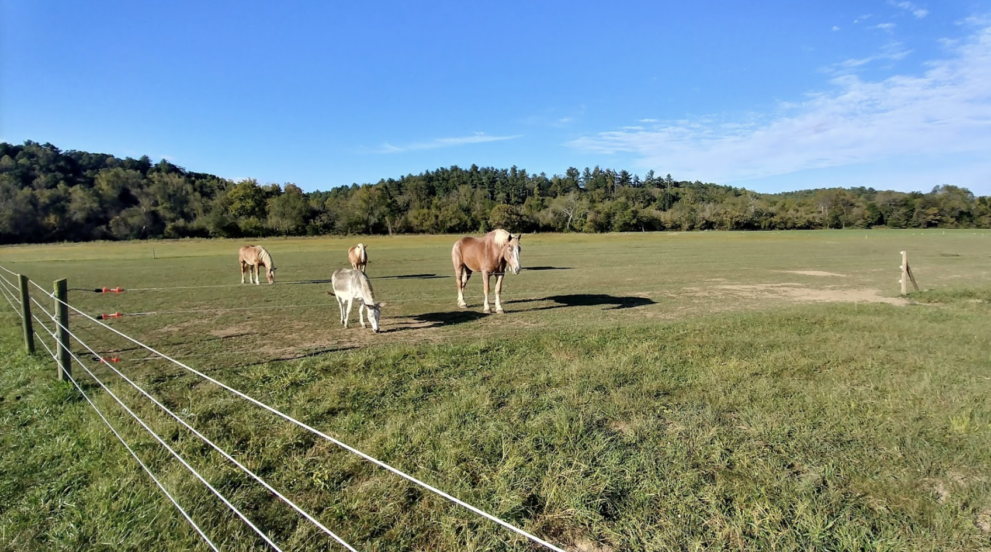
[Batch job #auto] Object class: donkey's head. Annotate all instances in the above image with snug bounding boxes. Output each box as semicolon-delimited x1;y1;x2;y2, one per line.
502;234;522;275
367;302;386;332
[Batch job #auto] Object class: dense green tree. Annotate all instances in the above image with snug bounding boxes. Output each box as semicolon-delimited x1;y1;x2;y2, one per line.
2;140;989;244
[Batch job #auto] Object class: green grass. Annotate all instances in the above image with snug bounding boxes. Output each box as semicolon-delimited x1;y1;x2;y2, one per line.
2;230;991;550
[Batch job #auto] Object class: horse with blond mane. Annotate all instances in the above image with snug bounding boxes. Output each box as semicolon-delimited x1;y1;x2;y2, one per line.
238;245;277;285
452;229;522;313
348;243;368;272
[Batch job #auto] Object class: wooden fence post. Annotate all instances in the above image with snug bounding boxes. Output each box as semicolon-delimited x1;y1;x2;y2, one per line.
900;251;920;295
18;274;34;355
54;279;70;381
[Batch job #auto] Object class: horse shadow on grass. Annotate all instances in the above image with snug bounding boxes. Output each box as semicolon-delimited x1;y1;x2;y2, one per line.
385;310;489;332
508;294;655;311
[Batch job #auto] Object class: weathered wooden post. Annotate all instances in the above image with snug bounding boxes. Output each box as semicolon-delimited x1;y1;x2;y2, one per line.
54;279;71;380
18;274;34;354
900;251;919;295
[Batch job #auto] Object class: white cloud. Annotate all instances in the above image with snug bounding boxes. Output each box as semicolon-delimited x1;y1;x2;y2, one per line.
832;26;841;31
827;42;911;74
875;22;897;32
567;24;991;187
854;14;873;24
639;118;659;123
891;1;929;19
371;133;522;154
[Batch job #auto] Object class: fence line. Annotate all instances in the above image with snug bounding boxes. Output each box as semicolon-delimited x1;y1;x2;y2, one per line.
58;335;284;551
0;273;21;311
3;264;569;552
45;289;568;552
49;309;358;550
60;369;220;552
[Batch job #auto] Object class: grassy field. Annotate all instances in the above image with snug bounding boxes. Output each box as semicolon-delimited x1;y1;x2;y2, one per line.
1;230;991;551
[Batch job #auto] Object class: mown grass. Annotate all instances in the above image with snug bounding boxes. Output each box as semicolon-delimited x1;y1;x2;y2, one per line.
2;231;991;550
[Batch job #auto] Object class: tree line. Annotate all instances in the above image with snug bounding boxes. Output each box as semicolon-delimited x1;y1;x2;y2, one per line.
2;140;989;245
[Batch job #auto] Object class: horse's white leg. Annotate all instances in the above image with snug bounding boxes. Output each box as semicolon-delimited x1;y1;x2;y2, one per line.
495;274;505;313
456;266;468;308
240;262;246;284
344;298;354;329
254;265;260;285
482;271;491;313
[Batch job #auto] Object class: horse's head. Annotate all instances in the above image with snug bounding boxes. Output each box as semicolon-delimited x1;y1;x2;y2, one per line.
367;302;386;332
267;266;277;285
503;234;522;275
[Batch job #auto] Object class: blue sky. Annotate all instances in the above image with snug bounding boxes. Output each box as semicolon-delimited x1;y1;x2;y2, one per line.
2;0;990;194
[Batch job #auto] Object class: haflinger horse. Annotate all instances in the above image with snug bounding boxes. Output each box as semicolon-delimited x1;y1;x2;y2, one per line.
452;229;522;314
330;268;384;332
348;243;368;272
238;245;277;285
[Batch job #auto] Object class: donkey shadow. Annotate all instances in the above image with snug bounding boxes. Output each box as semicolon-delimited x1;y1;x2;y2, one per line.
509;294;655;311
523;266;571;271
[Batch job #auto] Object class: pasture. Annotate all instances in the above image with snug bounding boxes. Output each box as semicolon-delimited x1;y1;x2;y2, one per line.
2;230;991;551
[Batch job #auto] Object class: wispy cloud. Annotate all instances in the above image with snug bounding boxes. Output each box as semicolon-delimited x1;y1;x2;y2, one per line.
832;26;841;31
875;22;897;33
371;133;522;154
639;118;659;123
891;1;929;19
567;23;991;185
826;41;911;74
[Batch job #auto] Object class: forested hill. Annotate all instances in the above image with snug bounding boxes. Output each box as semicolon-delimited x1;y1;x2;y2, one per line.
2;140;989;244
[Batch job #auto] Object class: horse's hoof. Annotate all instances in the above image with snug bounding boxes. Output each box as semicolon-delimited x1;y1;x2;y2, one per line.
458;304;468;309
496;309;504;314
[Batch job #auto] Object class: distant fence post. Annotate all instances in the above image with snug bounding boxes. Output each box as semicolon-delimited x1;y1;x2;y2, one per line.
18;274;34;355
54;279;71;381
900;251;919;295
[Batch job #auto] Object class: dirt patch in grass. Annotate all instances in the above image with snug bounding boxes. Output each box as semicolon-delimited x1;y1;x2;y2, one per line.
686;283;909;306
977;508;991;533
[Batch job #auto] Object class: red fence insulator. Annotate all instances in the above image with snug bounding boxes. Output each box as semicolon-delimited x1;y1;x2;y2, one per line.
93;287;125;294
97;312;123;320
101;356;121;364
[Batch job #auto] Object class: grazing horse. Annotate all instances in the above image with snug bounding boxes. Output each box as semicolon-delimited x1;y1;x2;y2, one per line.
239;245;277;285
348;243;368;272
330;268;383;332
452;229;522;313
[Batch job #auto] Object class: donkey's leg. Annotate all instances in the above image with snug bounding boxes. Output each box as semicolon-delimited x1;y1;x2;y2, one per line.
495;274;505;313
359;302;367;328
482;271;491;313
344;298;354;329
336;296;346;326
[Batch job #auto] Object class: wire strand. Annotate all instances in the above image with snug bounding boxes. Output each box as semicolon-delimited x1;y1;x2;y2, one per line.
59;370;220;552
59;340;284;552
53;293;568;552
54;317;357;551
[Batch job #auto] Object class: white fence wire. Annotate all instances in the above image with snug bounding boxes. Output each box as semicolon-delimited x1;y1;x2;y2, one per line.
1;265;569;552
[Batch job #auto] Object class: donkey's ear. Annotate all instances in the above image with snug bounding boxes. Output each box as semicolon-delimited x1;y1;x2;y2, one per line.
376;302;387;308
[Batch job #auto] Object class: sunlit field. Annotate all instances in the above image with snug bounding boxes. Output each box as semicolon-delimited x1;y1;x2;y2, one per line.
2;230;991;551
